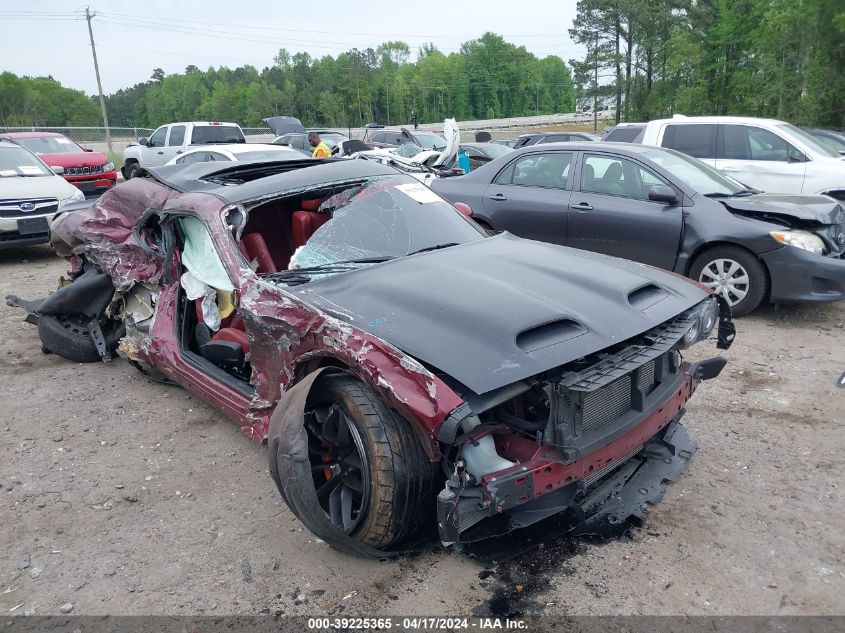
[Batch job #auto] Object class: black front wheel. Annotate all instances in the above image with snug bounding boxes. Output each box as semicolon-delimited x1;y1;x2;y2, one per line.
38;314;125;363
275;374;437;553
124;162;141;180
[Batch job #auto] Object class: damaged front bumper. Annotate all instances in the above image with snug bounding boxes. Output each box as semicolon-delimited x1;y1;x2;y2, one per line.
437;359;720;546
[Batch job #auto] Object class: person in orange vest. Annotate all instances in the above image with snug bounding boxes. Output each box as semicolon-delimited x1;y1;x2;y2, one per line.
308;132;331;158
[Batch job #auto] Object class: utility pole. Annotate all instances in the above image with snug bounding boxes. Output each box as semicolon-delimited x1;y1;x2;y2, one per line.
536;84;540;114
386;81;390;127
593;31;599;133
85;7;112;155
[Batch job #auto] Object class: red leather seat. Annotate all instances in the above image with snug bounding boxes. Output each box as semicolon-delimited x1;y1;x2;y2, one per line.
291;198;330;248
211;327;249;354
292;211;331;248
239;232;277;273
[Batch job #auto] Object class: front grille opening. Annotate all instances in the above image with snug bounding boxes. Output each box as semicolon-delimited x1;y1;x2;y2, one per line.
582;375;632;431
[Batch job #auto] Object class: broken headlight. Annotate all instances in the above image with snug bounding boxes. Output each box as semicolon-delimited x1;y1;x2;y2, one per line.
769;229;826;255
678;298;719;349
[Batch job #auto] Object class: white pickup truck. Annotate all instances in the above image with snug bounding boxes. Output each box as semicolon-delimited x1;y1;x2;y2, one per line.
122;122;245;179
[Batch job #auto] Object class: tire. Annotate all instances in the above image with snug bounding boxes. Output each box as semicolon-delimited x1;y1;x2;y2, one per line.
281;374;436;552
38;314;125;363
689;246;767;317
124;161;141;180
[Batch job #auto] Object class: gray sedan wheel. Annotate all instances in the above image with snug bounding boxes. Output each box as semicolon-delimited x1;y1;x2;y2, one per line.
690;246;767;317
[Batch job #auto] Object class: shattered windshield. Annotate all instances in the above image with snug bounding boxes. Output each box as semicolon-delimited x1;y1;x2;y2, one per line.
271;176;485;284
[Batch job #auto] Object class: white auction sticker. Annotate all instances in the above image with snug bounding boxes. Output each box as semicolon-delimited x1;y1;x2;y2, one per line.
395;182;441;204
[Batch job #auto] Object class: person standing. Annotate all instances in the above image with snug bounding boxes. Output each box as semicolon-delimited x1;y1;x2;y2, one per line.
309;132;331;158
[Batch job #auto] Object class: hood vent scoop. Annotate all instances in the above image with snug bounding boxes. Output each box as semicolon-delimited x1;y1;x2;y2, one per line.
516;319;587;353
628;283;669;310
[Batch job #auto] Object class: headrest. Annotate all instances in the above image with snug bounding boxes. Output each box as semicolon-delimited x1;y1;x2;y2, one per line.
300;198;325;211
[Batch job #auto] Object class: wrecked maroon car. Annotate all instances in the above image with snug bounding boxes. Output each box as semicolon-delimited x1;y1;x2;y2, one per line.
9;158;735;556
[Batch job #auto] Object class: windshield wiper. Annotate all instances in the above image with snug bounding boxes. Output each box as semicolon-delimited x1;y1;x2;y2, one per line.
406;242;459;256
704;189;759;199
264;256;393;280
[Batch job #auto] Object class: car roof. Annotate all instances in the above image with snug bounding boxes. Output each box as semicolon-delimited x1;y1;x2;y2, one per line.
647;115;788;126
193;143;299;155
1;131;67;139
515;141;662;155
460;142;506;149
145;158;400;204
163;121;240;127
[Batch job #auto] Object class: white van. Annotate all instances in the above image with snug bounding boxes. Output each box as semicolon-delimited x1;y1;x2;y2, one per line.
623;115;845;199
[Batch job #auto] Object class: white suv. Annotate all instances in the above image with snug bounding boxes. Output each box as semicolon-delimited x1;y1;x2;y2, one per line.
619;115;845;199
0;140;85;248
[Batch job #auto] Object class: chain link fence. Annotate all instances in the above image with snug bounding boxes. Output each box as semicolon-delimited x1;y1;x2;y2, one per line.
0;114;617;157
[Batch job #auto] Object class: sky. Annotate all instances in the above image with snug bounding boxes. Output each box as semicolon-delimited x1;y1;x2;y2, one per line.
0;0;585;96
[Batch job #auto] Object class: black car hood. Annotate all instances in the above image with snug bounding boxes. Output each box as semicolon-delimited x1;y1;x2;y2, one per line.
295;233;708;395
721;193;844;225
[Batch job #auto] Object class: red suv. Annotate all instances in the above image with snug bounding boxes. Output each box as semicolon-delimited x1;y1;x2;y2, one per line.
1;132;117;195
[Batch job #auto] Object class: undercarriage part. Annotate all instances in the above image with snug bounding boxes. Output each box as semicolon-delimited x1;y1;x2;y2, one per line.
437;418;697;545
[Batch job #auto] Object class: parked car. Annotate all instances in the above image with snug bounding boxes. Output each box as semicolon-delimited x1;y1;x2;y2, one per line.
602;123;646;143
364;127;446;150
9;157;733;554
0;132;117;195
459;142;515;171
164;143;301;165
273;131;349;156
618;115;845;199
432;142;845;316
0;140;85;248
491;139;517;148
122;122;245;178
803;128;845;156
513;131;600;148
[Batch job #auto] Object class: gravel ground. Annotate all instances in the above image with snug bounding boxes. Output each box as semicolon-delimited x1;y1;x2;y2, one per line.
0;244;843;617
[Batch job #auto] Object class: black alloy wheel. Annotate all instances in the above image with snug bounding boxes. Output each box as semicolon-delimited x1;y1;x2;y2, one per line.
306;402;371;534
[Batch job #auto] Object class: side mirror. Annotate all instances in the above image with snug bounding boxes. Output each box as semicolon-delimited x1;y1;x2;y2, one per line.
51;165;65;175
138;137;149;147
648;185;678;204
453;202;473;218
787;149;807;163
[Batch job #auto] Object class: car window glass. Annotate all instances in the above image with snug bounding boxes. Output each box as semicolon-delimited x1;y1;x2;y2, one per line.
603;126;644;143
463;147;483;158
581;154;668;200
288;177;485;277
176;152;206;164
15;136;83;154
723;125;794;161
207;152;230;161
494;160;516;184
662;124;715;158
149;127;167;148
191;125;244;145
168;125;186;147
509;152;571;188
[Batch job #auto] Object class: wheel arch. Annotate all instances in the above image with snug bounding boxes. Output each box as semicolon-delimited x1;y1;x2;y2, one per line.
287;352;443;461
686;241;773;309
